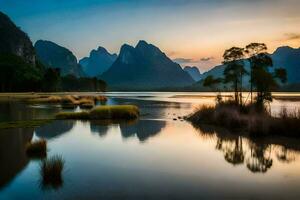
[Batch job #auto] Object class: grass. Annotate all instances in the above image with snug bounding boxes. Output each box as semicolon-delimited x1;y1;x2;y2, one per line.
55;105;139;120
187;101;300;137
0;119;52;129
55;111;90;119
26;139;47;159
27;95;106;109
40;155;64;190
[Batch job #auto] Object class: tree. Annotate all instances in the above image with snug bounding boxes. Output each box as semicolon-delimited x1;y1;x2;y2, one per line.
223;47;247;105
203;75;223;103
203;75;222;89
42;68;61;91
245;43;268;103
0;54;43;92
245;45;287;108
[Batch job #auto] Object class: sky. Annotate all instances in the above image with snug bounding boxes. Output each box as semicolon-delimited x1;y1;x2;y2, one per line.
1;0;300;72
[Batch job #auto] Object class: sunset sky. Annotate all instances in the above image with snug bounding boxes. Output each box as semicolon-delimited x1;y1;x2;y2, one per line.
1;0;300;72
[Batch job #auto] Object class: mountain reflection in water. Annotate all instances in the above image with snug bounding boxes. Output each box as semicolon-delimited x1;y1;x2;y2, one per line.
0;128;33;189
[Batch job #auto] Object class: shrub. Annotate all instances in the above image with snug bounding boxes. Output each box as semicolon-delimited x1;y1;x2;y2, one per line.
26;139;47;159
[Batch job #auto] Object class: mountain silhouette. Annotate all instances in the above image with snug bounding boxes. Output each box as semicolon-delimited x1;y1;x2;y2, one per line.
184;66;202;81
34;40;85;77
100;40;194;90
79;46;117;77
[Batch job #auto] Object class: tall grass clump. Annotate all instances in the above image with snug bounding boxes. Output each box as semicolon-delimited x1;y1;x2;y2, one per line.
40;155;64;190
56;105;139;120
26;139;47;159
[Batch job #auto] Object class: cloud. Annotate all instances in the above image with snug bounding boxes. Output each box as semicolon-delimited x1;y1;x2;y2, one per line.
173;56;215;64
200;57;214;62
283;33;300;41
173;58;194;64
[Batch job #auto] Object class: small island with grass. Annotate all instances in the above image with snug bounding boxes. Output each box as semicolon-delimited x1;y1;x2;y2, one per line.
187;43;300;138
56;105;139;120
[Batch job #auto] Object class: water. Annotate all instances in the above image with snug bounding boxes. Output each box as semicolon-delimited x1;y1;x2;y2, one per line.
0;92;300;199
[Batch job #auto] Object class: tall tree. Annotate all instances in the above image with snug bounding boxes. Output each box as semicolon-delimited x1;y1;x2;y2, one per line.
246;46;287;108
203;75;223;103
245;43;268;103
223;47;247;105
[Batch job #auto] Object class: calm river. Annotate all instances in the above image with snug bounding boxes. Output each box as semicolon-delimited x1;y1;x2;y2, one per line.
0;92;300;199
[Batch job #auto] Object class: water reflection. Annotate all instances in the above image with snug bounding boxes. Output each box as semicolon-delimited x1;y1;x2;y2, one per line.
193;123;299;173
216;137;245;165
0;128;33;189
90;122;110;137
276;147;296;163
120;120;166;142
246;142;272;173
35;120;75;140
0;101;59;122
89;119;166;142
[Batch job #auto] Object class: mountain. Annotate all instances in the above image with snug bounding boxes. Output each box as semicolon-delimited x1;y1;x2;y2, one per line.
194;46;300;89
79;46;117;77
100;40;194;90
184;66;202;81
271;46;300;83
0;12;35;65
34;40;85;77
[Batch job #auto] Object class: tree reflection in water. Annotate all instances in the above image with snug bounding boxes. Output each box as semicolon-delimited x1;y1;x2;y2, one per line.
193;123;300;173
216;137;245;165
246;142;272;173
276;147;296;163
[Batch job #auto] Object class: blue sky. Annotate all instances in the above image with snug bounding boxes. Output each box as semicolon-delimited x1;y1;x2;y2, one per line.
1;0;300;71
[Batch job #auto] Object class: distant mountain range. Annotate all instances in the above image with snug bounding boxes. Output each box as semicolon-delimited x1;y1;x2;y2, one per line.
184;66;202;81
79;46;117;77
0;12;36;65
100;40;195;90
34;40;85;77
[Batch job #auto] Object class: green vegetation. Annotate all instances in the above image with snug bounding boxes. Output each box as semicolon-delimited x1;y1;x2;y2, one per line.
56;105;139;120
0;54;43;92
61;75;106;92
27;95;108;109
0;119;52;129
26;139;47;159
0;54;107;92
40;155;64;190
56;111;90;119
